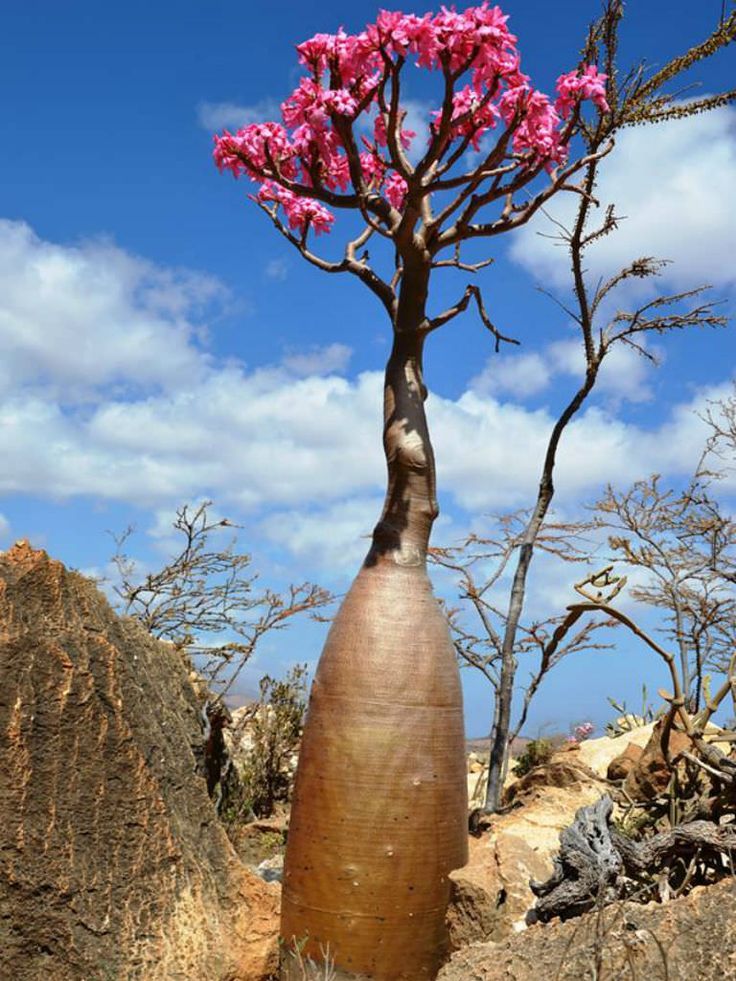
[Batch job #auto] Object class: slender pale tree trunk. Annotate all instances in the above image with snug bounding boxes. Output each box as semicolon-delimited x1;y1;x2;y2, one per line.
484;368;598;812
281;277;468;979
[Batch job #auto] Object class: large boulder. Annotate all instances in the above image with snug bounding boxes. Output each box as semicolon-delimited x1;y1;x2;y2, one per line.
623;717;691;801
0;542;279;980
606;742;644;781
574;723;655;778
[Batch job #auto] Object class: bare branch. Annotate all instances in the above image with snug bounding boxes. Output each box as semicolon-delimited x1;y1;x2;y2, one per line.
432;242;494;273
257;201;397;318
110;502;333;697
424;283;520;351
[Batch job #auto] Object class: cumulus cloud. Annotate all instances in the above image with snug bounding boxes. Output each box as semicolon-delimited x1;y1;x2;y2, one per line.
508;107;736;292
470;338;655;405
471;350;551;398
282;343;352;377
197;98;281;131
0;220;225;399
0;219;730;561
2;360;719;516
261;497;382;579
0;513;9;543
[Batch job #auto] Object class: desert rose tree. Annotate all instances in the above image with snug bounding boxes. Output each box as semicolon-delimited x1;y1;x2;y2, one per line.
214;5;610;976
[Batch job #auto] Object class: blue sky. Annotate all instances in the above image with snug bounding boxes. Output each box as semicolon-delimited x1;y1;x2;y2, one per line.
0;1;734;736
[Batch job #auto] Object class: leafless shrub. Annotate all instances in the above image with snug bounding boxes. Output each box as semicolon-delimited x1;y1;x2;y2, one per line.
111;500;332;697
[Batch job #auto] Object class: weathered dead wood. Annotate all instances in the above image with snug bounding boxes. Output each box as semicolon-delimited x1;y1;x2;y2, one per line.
528;795;623;923
528;793;736;924
612;819;736;876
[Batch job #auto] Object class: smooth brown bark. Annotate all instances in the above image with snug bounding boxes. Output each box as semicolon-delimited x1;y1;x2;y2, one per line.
281;280;468;978
368;329;438;567
281;563;467;977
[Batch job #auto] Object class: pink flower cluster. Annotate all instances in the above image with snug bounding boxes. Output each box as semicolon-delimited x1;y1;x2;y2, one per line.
257;181;335;235
213;5;609;234
571;721;595;743
556;65;609;119
433;84;501;151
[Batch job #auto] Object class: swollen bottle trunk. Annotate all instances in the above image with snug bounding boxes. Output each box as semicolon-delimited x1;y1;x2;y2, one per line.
281;561;467;978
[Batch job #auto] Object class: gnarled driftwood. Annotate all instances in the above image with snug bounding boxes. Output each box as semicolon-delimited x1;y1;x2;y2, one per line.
528;794;736;924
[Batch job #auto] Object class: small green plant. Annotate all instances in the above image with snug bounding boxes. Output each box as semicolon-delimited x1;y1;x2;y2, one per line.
258;829;286;859
512;738;553;777
223;663;308;822
605;684;656;737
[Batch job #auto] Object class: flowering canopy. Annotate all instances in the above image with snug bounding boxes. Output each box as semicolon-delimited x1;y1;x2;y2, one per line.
213;5;608;240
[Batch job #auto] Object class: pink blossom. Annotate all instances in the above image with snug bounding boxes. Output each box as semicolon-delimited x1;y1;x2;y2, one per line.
555;64;609;119
214;6;611;233
433;84;500;150
499;85;567;166
297;28;379;86
572;721;595;743
360;150;386;185
258;181;334;235
374;113;416;151
323;88;358;117
212;122;296;180
374;10;415;55
384;171;408;210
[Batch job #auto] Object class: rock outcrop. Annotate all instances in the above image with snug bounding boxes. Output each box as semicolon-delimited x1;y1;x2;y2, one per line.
606;741;644;781
574;723;655;777
439;877;736;980
622;717;691;800
447;760;608;947
0;542;279;981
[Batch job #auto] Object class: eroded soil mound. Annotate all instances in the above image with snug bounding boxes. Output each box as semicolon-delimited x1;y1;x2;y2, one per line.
0;542;278;981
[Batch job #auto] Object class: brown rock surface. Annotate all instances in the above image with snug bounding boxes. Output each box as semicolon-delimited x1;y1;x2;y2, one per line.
623;718;691;800
607;741;644;781
447;767;607;948
0;542;279;981
439;877;736;980
574;724;655;777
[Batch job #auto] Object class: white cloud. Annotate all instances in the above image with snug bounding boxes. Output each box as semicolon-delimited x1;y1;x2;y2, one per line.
509;107;736;291
281;343;352;377
197;98;281;132
431;380;726;513
0;220;225;399
261;497;382;579
548;338;655;405
0;513;9;542
402;99;432;163
0;219;731;560
471;350;551;398
469;335;655;405
265;258;289;281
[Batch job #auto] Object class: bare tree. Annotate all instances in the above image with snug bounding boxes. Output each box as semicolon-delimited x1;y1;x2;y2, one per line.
228;663;309;820
111;501;332;698
431;512;615;751
594;470;736;710
480;8;734;812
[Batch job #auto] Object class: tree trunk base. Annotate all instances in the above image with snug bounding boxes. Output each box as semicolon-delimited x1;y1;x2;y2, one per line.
281;562;468;979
